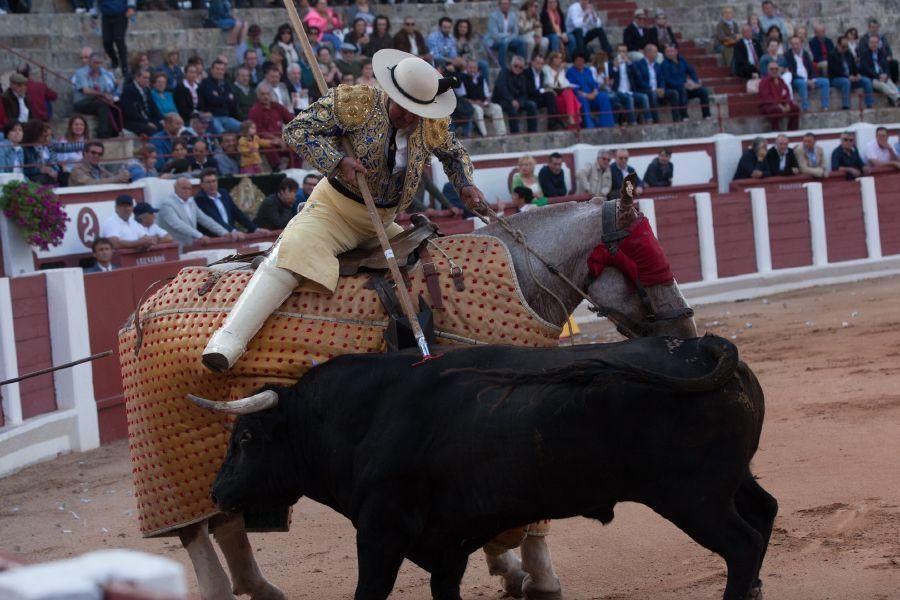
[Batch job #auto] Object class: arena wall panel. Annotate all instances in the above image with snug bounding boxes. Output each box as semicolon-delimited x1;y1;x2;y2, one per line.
9;275;57;420
875;173;900;257
764;183;814;270
652;193;703;283
823;180;868;263
712;193;757;278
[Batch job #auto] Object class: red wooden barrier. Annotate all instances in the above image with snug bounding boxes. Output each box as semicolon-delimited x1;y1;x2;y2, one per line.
762;182;813;270
182;230;280;254
84;259;206;443
712;192;757;278
875;172;900;257
822;179;867;263
648;184;716;284
10;275;57;419
114;243;181;268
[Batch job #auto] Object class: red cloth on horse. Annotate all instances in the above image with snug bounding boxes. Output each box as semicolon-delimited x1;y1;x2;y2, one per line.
587;216;675;286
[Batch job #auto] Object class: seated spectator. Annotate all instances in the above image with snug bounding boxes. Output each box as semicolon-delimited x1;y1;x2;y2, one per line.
763;26;785;57
186;115;218;154
1;73;32;124
364;15;394;58
150;72;177;118
71;55;120;139
22;119;78;186
83;238;116;273
214;132;241;176
346;18;371;56
150;112;186;170
844;27;861;61
608;148;644;199
828;36;874;110
232;67;258;120
759;62;799;130
158;177;236;246
566;0;611;56
765;134;800;176
785;36;831;112
236;24;269;65
758;0;788;41
859;35;900;106
336;43;364;79
270;23;301;65
0;122;25;173
632;45;673;123
460;58;507;136
485;0;524;68
511;154;545;201
128;52;152;81
734;137;770;179
234;49;264;87
541;0;571;57
296;173;321;204
652;10;678;54
264;45;290;82
428;17;459;66
70;141;130;186
119;67;162;135
248;84;293;171
189;139;219;175
517;1;548;64
576;148;613;198
566;51;614;128
759;39;787;79
194;168;267;237
716;6;741;70
509;185;537;212
207;0;248;46
795;132;827;178
747;14;765;49
831;131;871;179
133;202;173;244
100;194;154;250
304;0;344;52
734;24;763;79
441;63;474;137
16;64;56;122
809;24;835;76
285;64;309;113
393;17;432;64
56;115;89;173
609;45;651;125
255;177;300;230
622;9;650;62
356;62;379;88
866;17;899;83
863;126;900;170
493;57;539;134
543;51;581;128
643;148;674;187
159;48;184;93
538;152;569;197
160;139;192;175
198;60;240;134
173;62;202;123
127;144;164;181
659;45;712;121
238;120;274;174
346;0;376;33
526;54;564;130
260;64;293;108
794;26;809;47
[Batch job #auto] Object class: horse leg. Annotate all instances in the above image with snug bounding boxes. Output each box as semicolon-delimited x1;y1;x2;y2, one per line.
734;470;778;599
520;530;562;600
484;549;526;597
211;513;285;600
177;520;236;600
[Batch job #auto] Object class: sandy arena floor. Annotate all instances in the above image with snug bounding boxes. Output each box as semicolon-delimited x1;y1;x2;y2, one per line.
1;276;899;599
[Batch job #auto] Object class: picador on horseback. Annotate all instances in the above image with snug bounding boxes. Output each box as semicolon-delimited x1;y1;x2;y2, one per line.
202;49;488;373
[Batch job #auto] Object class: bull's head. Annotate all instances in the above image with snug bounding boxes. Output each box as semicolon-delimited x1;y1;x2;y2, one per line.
188;389;303;514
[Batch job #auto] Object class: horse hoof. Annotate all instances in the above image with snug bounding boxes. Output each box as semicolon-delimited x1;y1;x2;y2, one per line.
522;575;562;600
501;569;526;598
242;582;286;600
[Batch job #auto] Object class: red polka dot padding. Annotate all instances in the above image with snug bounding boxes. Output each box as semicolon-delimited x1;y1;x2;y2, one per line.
119;235;562;538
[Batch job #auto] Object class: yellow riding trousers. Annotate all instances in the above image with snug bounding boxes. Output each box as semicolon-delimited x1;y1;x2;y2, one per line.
277;177;404;294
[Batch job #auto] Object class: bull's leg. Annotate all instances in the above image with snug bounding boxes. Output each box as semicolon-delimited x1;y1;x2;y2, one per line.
211;513;285;600
520;532;562;600
429;555;468;600
354;500;414;600
734;471;778;599
177;520;236;600
484;550;526;598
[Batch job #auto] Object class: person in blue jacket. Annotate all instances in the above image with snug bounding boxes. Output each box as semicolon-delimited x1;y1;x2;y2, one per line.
565;51;614;128
658;45;711;121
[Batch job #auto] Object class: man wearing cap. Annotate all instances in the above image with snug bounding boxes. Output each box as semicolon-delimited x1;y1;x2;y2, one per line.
336;43;364;79
100;194;158;250
133;202;174;243
1;73;33;124
202;49;486;372
15;65;57;123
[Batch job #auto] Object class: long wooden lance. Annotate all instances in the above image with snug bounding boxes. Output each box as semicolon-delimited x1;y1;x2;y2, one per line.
281;0;434;362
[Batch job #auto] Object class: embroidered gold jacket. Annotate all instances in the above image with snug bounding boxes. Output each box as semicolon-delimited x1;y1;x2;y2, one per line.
283;84;475;210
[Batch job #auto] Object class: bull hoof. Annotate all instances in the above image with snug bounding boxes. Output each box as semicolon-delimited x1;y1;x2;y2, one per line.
749;581;763;600
522;575;562;600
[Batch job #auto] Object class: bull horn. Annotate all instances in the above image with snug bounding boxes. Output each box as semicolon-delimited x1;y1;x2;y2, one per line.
187;390;279;414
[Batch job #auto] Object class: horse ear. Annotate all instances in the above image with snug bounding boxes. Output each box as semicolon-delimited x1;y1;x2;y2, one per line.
619;172;639;209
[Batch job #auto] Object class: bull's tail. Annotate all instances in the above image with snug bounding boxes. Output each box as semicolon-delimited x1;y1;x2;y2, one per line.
454;335;739;396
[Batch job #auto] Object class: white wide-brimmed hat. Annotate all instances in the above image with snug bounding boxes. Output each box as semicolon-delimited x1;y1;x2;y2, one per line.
373;49;457;119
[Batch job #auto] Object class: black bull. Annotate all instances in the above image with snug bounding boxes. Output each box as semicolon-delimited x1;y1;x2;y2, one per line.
199;335;777;600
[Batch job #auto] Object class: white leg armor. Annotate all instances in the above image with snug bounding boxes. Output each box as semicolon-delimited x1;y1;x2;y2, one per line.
202;244;300;373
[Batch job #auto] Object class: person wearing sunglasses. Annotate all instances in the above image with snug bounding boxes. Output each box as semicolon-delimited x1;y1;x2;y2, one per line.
69;141;130;186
